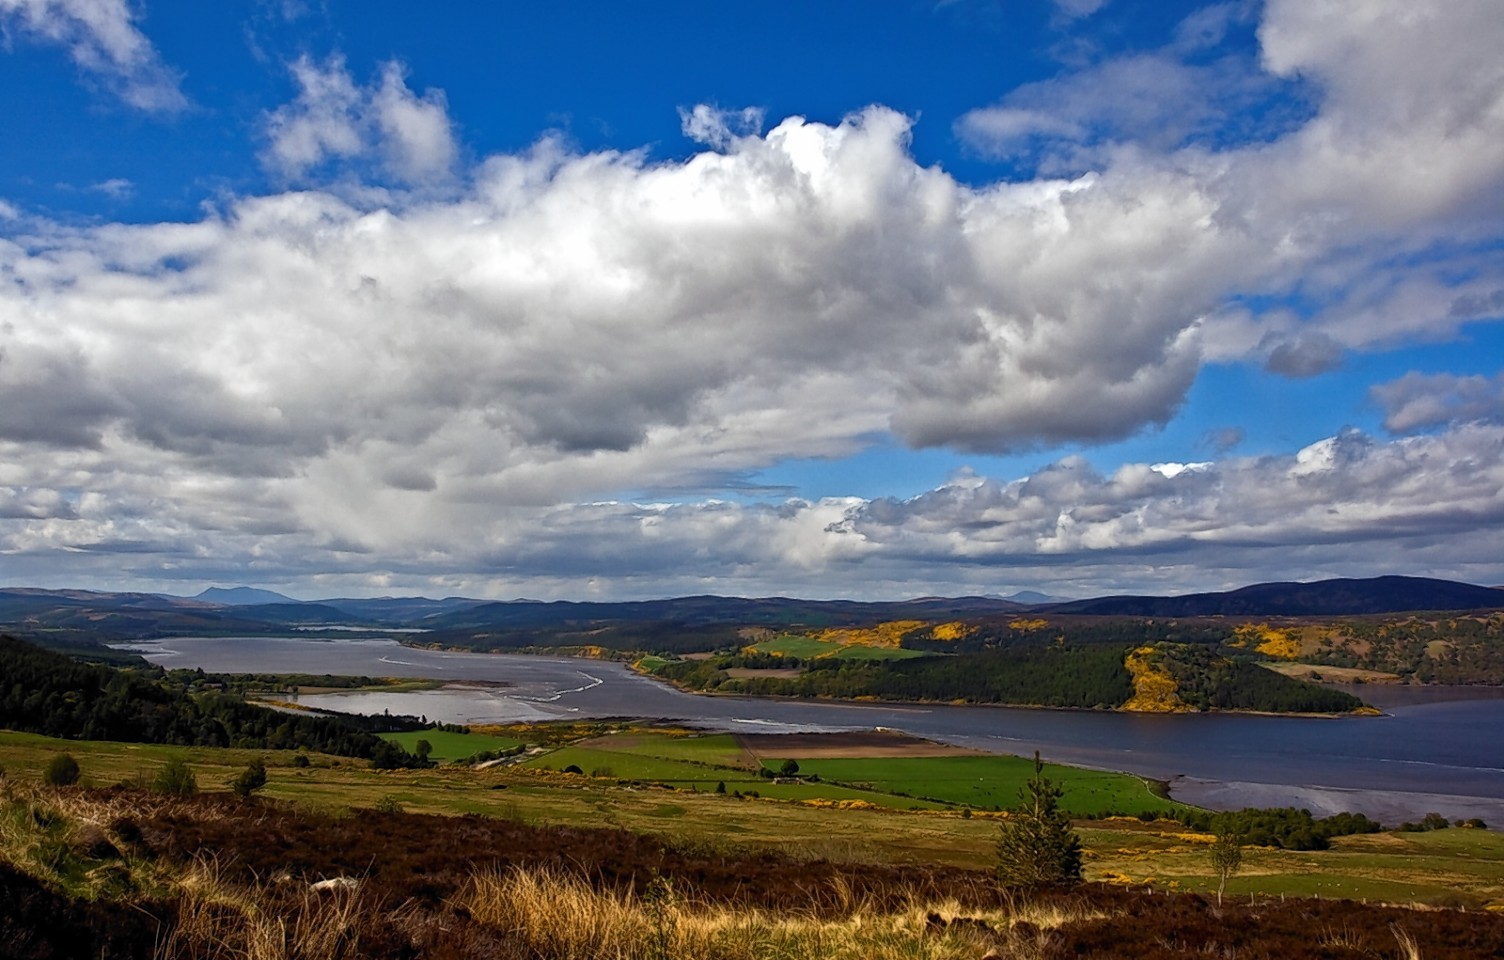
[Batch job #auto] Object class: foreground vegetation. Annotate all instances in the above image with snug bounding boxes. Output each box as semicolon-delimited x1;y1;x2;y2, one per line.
3;725;1500;910
3;627;1502;957
3;770;1502;960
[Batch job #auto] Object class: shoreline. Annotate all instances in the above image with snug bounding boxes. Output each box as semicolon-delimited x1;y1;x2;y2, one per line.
1165;776;1504;826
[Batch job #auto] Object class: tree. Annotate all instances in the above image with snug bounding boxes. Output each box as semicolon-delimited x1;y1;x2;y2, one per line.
995;751;1083;889
230;758;268;798
152;757;198;796
1209;831;1243;905
778;758;800;777
43;753;80;787
415;739;433;764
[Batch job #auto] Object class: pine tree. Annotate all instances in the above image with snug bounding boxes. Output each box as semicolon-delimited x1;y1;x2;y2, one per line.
995;751;1083;888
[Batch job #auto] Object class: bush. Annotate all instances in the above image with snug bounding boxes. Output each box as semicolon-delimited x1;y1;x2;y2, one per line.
230;759;268;798
151;757;198;796
43;753;80;787
374;794;404;813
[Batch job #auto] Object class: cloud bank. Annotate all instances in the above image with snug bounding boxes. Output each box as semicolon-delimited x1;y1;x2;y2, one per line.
1;0;1502;597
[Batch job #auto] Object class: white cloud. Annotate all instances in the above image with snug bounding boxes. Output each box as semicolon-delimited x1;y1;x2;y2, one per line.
89;177;133;199
0;0;185;111
1053;0;1107;20
262;55;365;177
1371;371;1504;434
262;55;456;184
839;423;1504;591
372;62;457;182
680;105;765;149
3;1;1504;596
958;0;1504;367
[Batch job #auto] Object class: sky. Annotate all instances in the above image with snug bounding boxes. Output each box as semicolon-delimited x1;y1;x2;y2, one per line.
0;0;1502;602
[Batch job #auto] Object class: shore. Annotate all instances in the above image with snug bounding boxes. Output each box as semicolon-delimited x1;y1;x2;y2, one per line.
1168;776;1504;826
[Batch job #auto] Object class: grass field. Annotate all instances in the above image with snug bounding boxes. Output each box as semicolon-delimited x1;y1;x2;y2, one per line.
750;633;927;660
577;730;756;767
378;728;523;762
524;729;1182;817
3;727;1502;909
770;755;1186;817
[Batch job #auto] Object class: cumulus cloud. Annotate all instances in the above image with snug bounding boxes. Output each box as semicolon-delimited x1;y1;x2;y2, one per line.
3;1;1504;596
1372;371;1504;434
263;55;456;184
962;0;1504;367
836;423;1504;591
0;0;185;111
680;104;764;148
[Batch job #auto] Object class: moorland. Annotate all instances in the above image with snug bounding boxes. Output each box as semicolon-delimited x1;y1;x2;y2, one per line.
4;575;1504;958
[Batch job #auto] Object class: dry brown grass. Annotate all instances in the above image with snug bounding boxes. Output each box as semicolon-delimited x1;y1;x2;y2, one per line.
461;864;1109;960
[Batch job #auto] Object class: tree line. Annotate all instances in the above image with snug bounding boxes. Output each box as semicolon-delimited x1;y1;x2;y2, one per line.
0;635;427;767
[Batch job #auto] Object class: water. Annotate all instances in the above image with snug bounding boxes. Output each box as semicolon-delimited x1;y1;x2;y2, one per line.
129;636;1504;822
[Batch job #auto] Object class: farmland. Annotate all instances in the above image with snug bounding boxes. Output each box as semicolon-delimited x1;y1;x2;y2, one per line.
2;725;1501;910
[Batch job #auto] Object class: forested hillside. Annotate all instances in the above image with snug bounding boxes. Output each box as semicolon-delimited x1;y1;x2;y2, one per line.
0;635;423;766
653;643;1364;713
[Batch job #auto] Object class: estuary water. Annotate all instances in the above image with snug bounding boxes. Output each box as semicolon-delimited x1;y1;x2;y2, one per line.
127;635;1504;823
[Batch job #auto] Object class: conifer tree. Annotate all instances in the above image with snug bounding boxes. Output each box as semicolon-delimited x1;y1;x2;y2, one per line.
995;751;1083;888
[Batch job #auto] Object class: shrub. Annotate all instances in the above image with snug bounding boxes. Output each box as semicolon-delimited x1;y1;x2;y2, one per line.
151;757;198;796
1420;812;1450;832
230;759;268;798
374;794;404;813
43;753;80;787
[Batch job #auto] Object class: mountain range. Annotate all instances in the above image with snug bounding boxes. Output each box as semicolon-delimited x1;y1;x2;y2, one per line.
0;575;1498;644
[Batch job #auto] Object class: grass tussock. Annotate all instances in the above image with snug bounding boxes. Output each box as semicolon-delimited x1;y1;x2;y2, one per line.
462;864;1107;960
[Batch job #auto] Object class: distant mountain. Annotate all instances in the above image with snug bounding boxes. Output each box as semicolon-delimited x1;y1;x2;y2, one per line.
423;594;1027;632
998;591;1069;605
194;586;298;605
1047;576;1504;617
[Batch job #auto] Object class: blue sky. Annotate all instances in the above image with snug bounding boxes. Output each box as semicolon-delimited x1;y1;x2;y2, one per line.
0;0;1501;600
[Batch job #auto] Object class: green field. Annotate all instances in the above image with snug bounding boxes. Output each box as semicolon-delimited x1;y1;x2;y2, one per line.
769;755;1185;818
379;728;523;762
522;744;951;810
576;731;754;767
2;728;1501;908
525;730;1171;816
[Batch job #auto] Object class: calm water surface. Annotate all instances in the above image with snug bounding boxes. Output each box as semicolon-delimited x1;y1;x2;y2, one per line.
129;636;1504;820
